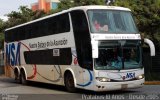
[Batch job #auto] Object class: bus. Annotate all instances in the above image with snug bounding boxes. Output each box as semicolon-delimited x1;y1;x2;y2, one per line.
4;5;155;92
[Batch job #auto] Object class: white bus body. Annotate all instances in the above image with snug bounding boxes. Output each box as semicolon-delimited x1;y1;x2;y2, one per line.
4;6;149;92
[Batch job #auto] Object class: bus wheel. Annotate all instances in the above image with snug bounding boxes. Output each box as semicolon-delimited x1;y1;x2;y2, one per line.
65;72;76;92
14;69;20;83
20;71;27;85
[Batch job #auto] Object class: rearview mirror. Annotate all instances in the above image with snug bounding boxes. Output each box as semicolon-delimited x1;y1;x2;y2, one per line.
144;38;155;56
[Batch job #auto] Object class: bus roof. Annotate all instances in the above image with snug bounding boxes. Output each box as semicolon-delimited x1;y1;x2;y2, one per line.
5;5;131;31
69;5;131;11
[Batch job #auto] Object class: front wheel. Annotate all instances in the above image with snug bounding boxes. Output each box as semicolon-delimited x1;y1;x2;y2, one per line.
64;72;76;92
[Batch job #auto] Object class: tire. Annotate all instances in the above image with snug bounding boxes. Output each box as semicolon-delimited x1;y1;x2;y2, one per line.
20;71;28;85
64;72;76;92
14;69;20;83
15;75;21;83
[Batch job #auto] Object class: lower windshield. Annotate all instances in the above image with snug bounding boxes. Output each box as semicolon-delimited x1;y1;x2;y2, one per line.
95;40;142;70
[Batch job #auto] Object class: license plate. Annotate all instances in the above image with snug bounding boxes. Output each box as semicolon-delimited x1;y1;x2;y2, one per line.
121;84;128;89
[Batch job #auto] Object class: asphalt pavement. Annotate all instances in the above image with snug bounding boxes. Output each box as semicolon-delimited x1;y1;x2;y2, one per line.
0;75;160;100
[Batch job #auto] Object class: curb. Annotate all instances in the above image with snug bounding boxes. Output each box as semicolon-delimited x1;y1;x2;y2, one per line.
144;81;160;85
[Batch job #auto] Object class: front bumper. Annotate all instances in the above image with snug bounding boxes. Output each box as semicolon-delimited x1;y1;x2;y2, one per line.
92;78;144;91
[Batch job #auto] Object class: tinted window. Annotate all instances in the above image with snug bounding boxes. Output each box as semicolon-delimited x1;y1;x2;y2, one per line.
24;48;72;65
88;10;138;33
5;13;70;42
71;10;93;70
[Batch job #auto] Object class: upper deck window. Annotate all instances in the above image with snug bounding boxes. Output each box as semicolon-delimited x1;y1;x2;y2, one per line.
5;13;70;42
87;10;138;34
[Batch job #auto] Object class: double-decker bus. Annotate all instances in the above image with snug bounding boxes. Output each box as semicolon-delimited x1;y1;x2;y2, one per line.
4;6;155;92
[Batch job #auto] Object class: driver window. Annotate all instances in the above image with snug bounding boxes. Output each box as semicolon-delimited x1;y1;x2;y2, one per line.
90;12;109;32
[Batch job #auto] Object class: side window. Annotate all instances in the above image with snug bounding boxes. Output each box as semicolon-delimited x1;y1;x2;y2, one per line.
13;29;18;41
48;13;70;35
35;22;40;38
71;10;93;70
6;30;12;42
48;16;58;35
19;26;25;40
71;11;88;32
25;25;31;39
31;23;36;38
58;13;70;33
5;13;70;42
41;20;48;36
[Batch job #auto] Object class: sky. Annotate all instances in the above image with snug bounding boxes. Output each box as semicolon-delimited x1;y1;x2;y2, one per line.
0;0;37;21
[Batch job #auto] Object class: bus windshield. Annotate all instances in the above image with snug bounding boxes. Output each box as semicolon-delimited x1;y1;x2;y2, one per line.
95;40;142;70
87;10;138;33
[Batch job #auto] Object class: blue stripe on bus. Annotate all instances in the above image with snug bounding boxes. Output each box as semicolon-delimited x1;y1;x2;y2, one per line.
77;69;93;87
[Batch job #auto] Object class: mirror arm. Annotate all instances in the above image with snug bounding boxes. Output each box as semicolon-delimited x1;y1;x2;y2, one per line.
144;38;155;56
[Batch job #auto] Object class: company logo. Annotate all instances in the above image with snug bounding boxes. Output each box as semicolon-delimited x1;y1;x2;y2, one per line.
125;72;135;79
6;43;21;66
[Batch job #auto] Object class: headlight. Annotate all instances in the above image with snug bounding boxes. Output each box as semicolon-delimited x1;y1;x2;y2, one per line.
136;74;144;80
96;77;110;82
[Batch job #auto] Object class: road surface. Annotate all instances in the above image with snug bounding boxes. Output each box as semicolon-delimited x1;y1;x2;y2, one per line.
0;76;160;100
